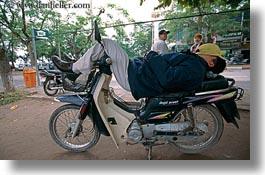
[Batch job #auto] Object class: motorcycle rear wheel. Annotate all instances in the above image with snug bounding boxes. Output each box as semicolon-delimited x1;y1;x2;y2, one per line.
49;104;100;152
170;104;224;154
43;78;59;96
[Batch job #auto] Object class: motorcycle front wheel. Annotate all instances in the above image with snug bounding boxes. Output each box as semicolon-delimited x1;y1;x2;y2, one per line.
49;104;100;152
170;104;224;154
43;78;59;96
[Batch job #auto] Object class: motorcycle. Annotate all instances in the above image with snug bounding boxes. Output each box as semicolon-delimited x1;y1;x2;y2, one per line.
40;69;63;96
48;21;244;159
40;54;83;96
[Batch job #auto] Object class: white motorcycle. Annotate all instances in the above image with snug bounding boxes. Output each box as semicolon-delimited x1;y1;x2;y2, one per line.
49;22;244;159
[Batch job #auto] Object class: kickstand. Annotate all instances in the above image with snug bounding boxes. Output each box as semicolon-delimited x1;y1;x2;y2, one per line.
145;145;153;160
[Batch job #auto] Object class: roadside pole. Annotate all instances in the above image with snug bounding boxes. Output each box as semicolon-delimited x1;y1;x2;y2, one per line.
31;27;41;86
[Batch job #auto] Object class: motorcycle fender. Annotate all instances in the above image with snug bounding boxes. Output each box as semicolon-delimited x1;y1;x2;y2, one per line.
214;99;240;128
55;94;86;106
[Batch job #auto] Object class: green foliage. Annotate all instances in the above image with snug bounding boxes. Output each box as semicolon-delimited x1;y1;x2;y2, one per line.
0;90;29;105
130;24;152;57
161;0;249;45
1;1;149;61
1;0;250;63
140;0;245;9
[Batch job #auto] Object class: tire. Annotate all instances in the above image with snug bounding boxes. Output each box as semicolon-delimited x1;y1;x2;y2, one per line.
43;78;59;96
49;104;100;152
170;104;224;154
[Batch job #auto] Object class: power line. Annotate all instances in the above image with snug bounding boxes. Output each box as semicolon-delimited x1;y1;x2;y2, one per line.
3;7;250;38
51;7;249;36
100;8;250;29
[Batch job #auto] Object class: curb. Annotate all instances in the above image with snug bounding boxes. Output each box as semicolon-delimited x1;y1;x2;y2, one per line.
225;65;250;70
25;95;55;101
24;90;55;101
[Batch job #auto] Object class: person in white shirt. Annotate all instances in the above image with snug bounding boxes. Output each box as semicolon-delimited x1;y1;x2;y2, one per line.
151;29;170;54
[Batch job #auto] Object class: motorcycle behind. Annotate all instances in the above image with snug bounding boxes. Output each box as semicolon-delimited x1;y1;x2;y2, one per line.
48;21;244;159
40;69;63;96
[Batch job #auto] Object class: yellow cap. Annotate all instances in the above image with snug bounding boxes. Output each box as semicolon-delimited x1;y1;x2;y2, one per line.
196;43;226;61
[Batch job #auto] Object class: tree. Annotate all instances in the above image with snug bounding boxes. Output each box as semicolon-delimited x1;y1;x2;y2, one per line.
140;0;245;9
0;0;63;66
46;8;106;60
160;0;249;45
130;23;152;57
0;48;15;92
0;27;15;92
47;13;94;60
98;3;136;57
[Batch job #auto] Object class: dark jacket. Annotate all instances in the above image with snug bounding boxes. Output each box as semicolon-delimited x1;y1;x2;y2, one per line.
128;51;209;100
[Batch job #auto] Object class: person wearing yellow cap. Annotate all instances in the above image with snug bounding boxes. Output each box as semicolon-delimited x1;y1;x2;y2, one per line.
52;39;226;100
195;43;227;74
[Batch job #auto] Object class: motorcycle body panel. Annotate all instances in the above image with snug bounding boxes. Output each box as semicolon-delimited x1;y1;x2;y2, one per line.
92;74;136;148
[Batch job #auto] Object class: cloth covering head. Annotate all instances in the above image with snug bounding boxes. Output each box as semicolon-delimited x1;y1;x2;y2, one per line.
196;43;227;74
159;29;170;35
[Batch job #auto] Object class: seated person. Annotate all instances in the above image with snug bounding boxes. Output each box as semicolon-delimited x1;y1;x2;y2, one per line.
52;39;226;100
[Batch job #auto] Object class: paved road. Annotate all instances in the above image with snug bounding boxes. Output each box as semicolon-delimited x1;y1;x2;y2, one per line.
221;69;250;89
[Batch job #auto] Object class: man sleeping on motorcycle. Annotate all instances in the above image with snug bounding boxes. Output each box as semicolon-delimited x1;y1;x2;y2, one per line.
52;39;226;100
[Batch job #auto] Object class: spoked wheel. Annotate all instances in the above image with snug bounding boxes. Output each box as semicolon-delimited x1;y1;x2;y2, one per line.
170;104;224;154
49;104;100;152
43;78;59;96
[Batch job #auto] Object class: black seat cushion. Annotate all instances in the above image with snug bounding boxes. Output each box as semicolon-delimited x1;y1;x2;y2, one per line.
198;75;229;92
149;75;228;99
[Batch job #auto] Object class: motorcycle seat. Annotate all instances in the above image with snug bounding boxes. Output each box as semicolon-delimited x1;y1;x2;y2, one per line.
46;69;62;74
197;75;229;92
152;75;229;99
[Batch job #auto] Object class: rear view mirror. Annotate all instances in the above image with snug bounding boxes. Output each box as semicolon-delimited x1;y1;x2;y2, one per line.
94;20;102;43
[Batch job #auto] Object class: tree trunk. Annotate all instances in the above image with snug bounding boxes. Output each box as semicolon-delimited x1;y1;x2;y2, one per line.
197;16;203;34
26;41;36;67
197;6;203;34
0;47;15;92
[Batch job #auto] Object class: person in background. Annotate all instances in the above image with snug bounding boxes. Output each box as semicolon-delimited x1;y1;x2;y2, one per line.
190;33;203;53
151;29;170;54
